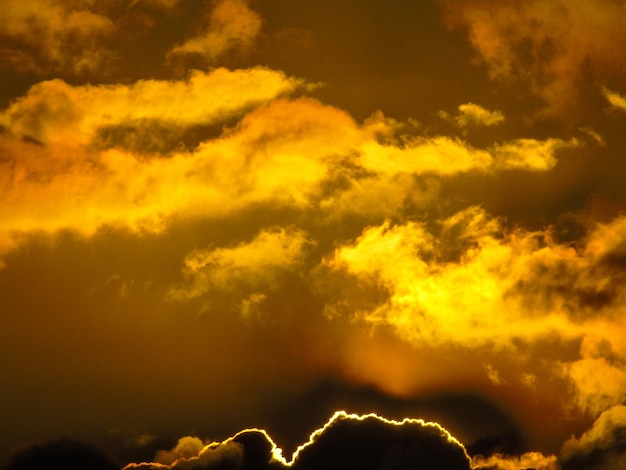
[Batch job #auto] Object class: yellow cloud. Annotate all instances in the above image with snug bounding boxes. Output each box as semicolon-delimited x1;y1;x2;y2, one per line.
326;209;626;417
359;136;493;175
440;0;626;118
440;103;504;128
0;75;580;266
326;208;579;348
168;0;262;62
0;1;114;74
1;67;305;145
561;405;626;462
471;452;558;470
492;138;578;171
169;227;311;300
155;436;205;465
602;87;626;112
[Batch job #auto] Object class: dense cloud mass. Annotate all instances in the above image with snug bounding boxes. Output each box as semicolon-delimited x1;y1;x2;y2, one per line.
119;412;471;470
1;0;626;469
438;0;626;120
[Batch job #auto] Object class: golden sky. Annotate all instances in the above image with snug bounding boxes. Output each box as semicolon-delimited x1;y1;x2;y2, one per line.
1;1;626;469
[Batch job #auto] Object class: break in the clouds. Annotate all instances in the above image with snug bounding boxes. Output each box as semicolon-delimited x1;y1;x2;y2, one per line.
2;0;626;469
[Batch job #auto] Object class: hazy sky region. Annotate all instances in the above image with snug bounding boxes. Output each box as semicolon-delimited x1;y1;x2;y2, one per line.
1;1;626;469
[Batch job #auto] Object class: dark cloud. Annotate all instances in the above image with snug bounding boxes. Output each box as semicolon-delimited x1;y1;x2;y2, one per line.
289;412;471;470
560;406;626;470
121;412;471;470
2;438;119;470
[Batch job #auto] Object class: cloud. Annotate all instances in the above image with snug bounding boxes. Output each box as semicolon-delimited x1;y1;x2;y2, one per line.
439;0;626;119
3;437;119;470
169;226;312;301
562;338;626;416
123;411;471;469
327;209;626;347
325;208;570;348
168;0;262;63
471;451;558;470
290;411;471;469
0;67;305;146
440;103;505;128
322;208;626;417
561;405;626;469
602;87;626;112
0;1;115;75
154;436;205;465
492;137;576;171
0;75;575;263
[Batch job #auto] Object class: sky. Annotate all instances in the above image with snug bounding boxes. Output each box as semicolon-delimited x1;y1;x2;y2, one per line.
1;0;626;469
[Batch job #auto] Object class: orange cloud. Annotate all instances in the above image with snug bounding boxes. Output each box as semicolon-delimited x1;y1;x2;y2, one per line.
1;67;305;145
325;209;626;422
561;405;626;468
168;0;262;63
439;103;505;128
2;77;576;263
603;87;626;112
471;451;558;470
439;0;626;119
168;227;312;302
0;1;114;74
325;208;576;348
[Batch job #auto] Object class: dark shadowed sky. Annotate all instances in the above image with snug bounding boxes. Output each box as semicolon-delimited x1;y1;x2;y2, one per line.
1;1;626;469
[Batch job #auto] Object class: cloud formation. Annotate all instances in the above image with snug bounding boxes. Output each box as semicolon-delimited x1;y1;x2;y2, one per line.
3;438;119;470
0;75;574;262
122;411;471;470
168;0;262;64
2;1;626;468
603;87;626;113
0;1;115;75
561;405;626;469
169;226;311;303
0;67;304;145
439;0;626;119
439;103;504;129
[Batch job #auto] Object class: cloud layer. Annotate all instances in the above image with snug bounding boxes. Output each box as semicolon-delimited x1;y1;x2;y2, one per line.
1;1;626;469
121;412;471;470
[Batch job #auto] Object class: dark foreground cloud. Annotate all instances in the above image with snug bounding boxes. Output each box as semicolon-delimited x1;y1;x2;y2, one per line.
3;437;119;470
115;412;470;469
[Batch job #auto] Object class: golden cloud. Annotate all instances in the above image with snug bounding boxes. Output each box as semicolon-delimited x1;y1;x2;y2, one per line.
325;209;626;418
169;226;311;301
0;77;579;265
439;103;505;128
325;208;574;348
471;451;558;470
1;67;305;145
603;87;626;112
168;0;262;63
439;0;626;119
0;1;115;74
561;405;626;466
